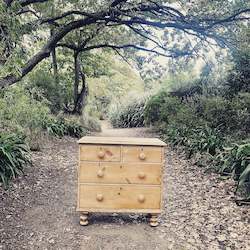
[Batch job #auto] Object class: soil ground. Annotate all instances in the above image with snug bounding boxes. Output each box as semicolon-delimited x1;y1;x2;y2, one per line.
0;121;249;250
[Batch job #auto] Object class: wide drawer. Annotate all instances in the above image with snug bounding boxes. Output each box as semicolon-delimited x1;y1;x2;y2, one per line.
122;146;162;163
79;145;121;162
79;162;161;184
78;184;161;210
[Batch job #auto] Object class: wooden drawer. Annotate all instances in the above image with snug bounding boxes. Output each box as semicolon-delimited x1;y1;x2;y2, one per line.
122;146;162;163
80;145;121;162
78;184;161;210
79;162;161;185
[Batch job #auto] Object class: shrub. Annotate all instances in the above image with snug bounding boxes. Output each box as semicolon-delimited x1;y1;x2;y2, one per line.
144;90;169;125
0;86;50;150
144;89;202;128
197;96;237;132
80;114;101;132
230;93;250;136
196;94;250;136
146;86;250;199
163;124;223;158
109;95;148;128
0;132;31;188
223;45;250;97
43;115;88;138
216;142;250;198
28;68;68;113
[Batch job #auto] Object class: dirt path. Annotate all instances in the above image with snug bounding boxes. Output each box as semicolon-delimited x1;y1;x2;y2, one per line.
0;122;249;250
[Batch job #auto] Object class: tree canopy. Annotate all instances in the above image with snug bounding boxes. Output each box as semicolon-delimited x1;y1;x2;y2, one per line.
0;0;249;88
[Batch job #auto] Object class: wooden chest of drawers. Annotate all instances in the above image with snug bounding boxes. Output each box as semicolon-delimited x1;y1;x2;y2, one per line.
77;136;166;226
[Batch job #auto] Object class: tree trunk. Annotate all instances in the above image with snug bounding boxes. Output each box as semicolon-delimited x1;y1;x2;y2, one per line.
50;29;59;84
73;70;88;115
73;51;80;109
70;52;88;115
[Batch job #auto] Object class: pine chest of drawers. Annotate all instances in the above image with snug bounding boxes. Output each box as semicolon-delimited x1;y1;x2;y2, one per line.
77;136;166;226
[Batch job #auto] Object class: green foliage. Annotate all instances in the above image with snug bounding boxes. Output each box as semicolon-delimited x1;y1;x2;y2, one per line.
0;132;31;188
28;68;66;113
144;90;170;125
109;95;148;128
163;124;224;158
224;28;250;97
145;83;250;198
216;142;250;198
145;92;201;128
146;88;250;136
0;85;92;149
197;94;250;136
0;86;50;149
87;54;144;119
80;114;101;132
43;115;88;138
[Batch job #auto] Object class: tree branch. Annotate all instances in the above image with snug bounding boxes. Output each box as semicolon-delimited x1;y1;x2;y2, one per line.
0;16;97;88
110;0;128;8
5;0;49;7
79;43;191;58
1;2;249;88
20;0;49;7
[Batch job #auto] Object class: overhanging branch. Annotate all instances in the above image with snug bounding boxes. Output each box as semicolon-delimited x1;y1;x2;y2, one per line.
1;1;249;88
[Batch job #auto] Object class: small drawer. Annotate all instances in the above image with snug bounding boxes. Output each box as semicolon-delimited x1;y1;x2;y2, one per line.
80;145;121;162
122;146;162;163
79;162;161;184
78;184;161;210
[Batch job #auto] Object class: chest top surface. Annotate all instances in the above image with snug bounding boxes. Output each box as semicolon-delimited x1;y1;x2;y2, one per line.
78;136;166;146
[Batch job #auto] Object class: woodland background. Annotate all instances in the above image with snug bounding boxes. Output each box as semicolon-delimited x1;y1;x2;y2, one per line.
0;0;249;200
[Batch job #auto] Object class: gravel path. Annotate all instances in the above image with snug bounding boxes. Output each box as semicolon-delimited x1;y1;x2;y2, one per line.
0;122;249;250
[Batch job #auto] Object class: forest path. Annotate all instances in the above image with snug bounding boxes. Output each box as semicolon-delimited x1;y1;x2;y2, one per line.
0;121;249;250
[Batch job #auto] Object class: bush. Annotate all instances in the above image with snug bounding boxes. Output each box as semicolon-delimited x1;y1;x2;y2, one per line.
215;142;250;198
43;115;88;138
144;90;202;128
163;124;224;158
80;114;101;132
144;90;169;125
196;94;250;137
0;132;31;188
0;86;50;149
223;45;250;97
231;93;250;136
28;68;70;113
109;95;148;128
145;85;250;199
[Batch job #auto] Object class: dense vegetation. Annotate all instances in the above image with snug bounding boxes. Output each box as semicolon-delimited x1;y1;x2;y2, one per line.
0;0;249;198
0;132;30;187
109;94;148;128
110;44;250;200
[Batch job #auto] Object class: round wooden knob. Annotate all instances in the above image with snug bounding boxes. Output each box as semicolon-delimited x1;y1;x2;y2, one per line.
98;150;105;159
138;194;145;203
97;170;104;178
139;152;146;160
138;172;146;179
96;194;104;202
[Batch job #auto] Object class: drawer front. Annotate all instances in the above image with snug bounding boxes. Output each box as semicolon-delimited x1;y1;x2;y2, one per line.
122;146;162;163
79;162;161;184
78;184;161;209
80;145;121;162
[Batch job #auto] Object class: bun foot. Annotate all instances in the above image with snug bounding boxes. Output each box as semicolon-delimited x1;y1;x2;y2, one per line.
149;214;159;227
80;212;89;226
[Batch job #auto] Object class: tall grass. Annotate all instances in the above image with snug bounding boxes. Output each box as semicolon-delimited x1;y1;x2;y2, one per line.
109;94;149;128
0;132;31;188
